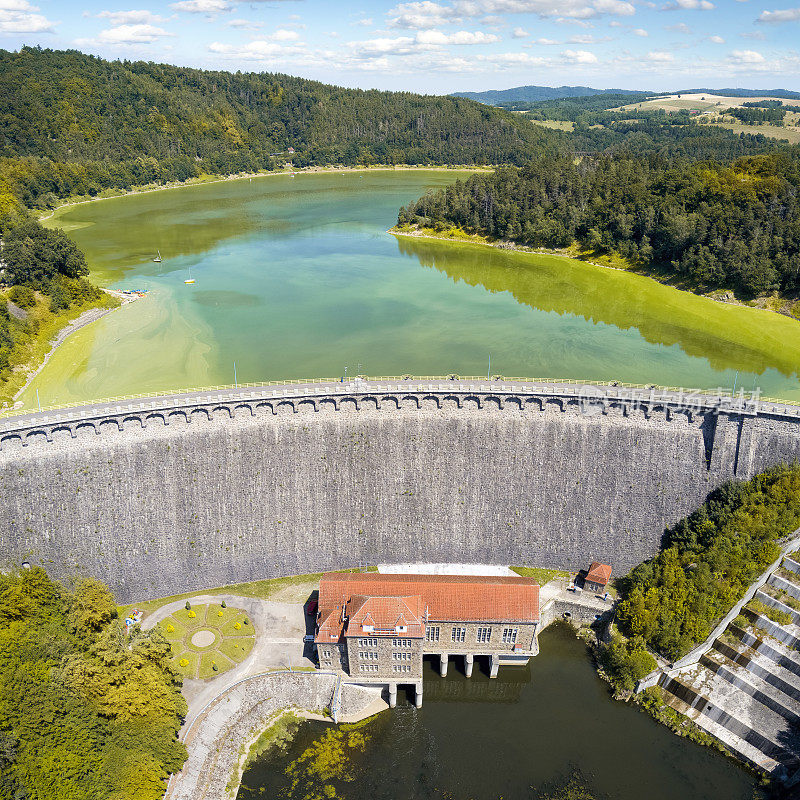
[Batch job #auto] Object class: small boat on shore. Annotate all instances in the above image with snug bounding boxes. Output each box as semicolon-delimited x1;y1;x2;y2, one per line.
153;250;162;263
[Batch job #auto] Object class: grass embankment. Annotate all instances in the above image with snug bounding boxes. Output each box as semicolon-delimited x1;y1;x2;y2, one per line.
510;566;569;585
119;567;378;619
0;286;118;407
391;223;800;318
156;602;255;679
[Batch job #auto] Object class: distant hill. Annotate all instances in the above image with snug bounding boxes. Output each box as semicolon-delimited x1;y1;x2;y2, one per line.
452;85;647;105
680;88;800;100
455;85;800;106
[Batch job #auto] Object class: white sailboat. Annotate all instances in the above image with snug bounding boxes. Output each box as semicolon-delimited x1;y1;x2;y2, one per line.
153;250;162;263
184;266;195;285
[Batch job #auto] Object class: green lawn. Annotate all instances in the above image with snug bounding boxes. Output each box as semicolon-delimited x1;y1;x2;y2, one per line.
510;566;570;584
156;603;256;680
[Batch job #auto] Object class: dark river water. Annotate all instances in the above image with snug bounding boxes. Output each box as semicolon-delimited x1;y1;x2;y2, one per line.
237;625;764;800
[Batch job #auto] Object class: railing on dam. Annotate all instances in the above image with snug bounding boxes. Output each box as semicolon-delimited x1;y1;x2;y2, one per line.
0;373;789;423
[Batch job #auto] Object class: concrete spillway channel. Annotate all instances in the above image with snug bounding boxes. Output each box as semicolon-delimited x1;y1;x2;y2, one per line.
656;558;800;779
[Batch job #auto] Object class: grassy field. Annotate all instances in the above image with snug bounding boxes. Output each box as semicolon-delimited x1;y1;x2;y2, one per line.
706;120;800;144
528;119;575;132
616;93;793;113
156;602;256;679
510;566;570;585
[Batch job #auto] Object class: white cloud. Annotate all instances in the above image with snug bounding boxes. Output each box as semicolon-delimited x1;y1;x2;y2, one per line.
97;9;167;25
665;21;691;33
387;0;635;28
729;48;765;63
512;25;528;36
348;35;418;55
633;27;648;36
355;17;373;26
208;39;302;60
270;28;299;40
740;30;765;39
592;0;635;15
662;0;713;8
227;18;263;29
757;7;800;24
568;32;607;42
561;48;598;62
170;0;230;13
647;49;673;61
97;22;174;43
416;28;500;44
387;1;451;28
534;36;560;43
0;0;55;33
708;34;724;42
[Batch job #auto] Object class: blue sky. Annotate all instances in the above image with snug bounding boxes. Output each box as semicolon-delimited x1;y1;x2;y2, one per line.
2;0;800;92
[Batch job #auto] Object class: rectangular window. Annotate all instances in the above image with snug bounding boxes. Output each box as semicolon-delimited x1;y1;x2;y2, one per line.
451;627;466;643
502;628;518;644
477;627;492;643
426;626;440;643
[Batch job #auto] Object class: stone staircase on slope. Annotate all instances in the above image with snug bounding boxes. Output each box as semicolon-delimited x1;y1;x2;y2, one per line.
655;556;800;779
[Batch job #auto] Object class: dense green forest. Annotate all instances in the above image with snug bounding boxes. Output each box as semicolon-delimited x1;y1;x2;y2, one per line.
0;46;560;211
398;152;800;296
0;568;187;799
614;464;800;661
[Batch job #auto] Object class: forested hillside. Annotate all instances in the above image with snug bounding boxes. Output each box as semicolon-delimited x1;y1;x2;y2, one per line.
0;47;561;212
398;151;800;296
0;569;187;799
452;84;643;104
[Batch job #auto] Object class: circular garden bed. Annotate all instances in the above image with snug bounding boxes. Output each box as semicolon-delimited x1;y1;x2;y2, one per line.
157;602;255;679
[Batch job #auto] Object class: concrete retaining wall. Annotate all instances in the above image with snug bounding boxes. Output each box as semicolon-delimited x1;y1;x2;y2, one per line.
2;381;800;604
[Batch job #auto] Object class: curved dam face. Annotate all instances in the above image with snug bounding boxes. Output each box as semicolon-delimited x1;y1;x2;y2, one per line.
2;380;800;604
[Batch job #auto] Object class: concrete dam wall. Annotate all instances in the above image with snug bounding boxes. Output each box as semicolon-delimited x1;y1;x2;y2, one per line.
2;379;800;604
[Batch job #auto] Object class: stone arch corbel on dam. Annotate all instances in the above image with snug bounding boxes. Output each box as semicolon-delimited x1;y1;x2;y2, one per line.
2;379;800;604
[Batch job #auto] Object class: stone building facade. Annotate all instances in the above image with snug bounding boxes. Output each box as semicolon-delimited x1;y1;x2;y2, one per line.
314;572;540;707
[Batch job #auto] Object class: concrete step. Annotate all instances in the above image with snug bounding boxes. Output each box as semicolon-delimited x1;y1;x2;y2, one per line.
702;649;800;723
770;574;800;602
741;607;800;650
728;623;800;680
784;557;800;577
659;685;780;774
659;666;800;770
714;637;800;707
756;589;800;627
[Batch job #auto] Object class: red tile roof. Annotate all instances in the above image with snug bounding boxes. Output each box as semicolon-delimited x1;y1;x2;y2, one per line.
347;595;425;638
315;573;539;643
585;562;612;586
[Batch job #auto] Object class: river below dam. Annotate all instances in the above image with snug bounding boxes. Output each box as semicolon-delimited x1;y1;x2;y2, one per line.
23;168;800;409
237;625;763;800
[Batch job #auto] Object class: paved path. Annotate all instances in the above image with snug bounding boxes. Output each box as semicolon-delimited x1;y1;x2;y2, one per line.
142;592;311;723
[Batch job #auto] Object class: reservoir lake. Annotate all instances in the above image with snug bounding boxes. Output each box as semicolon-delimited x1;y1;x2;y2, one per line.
24;168;800;408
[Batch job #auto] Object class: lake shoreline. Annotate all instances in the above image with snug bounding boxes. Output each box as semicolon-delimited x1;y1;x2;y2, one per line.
39;165;490;223
390;225;800;322
8;289;140;409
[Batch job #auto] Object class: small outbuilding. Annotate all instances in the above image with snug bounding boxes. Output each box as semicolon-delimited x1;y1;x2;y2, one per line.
583;562;612;593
